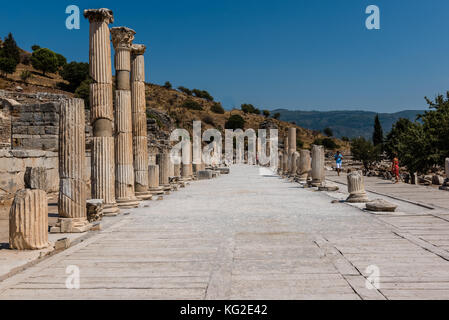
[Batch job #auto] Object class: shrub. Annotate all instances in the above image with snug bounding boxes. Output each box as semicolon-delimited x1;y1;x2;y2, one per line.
313;138;339;150
241;103;259;114
181;99;203;110
20;70;32;82
31;45;41;51
55;53;67;68
297;139;304;149
31;48;59;76
323;127;334;137
192;89;214;101
210;102;225;114
163;81;172;89
225;114;245;130
263;110;270;118
59;61;89;92
273;112;281;120
341;136;350;142
202;115;215;126
178;86;192;95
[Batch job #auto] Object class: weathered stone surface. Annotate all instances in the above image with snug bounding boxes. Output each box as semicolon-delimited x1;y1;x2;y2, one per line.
311;145;325;186
366;199;398;212
218;167;230;174
346;171;370;203
86;199;104;222
58;99;87;221
157;153;171;186
432;175;444;186
148;165;160;189
9;189;49;250
198;171;213;180
24;167;47;190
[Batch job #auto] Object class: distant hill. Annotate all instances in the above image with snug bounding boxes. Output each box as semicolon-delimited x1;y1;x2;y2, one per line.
274;109;426;139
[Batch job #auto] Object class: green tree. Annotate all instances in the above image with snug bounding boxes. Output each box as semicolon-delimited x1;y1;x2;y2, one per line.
0;57;17;77
55;53;67;68
263;110;270;118
1;33;20;65
192;89;214;101
178;86;192;95
20;70;32;83
75;79;91;107
351;137;381;170
59;61;89;92
181;99;203;110
273;112;281;120
31;48;59;76
225;114;245;130
373;114;384;147
31;45;41;51
323;127;334;137
314;138;339;150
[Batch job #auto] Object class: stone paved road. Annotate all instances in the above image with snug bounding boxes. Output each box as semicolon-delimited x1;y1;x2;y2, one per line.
1;165;449;300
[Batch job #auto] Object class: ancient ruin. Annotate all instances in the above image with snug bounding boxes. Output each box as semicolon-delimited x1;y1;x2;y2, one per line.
84;8;119;216
346;170;370;203
311;145;325;187
298;149;311;183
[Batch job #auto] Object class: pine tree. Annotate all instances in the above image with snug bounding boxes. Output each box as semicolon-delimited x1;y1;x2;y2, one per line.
373;114;384;146
1;33;20;65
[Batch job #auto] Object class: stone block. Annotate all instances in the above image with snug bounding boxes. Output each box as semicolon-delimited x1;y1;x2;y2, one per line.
366;199;398;212
198;171;213;180
24;167;47;190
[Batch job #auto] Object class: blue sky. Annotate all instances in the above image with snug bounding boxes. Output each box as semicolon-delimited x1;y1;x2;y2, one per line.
1;0;449;112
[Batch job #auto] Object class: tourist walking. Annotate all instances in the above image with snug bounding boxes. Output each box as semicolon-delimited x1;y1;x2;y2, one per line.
334;151;343;176
392;157;400;184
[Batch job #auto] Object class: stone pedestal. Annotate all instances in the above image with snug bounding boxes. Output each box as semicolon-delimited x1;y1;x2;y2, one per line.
131;44;152;199
346;171;370;203
9;189;50;250
298;149;311;182
54;98;91;233
111;27;140;209
157;153;171;192
366;199;397;212
311;145;325;187
290;151;299;177
84;8;119;216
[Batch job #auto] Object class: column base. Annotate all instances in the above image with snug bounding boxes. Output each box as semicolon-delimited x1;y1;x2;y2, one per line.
103;203;121;217
50;218;92;234
149;187;165;196
116;197;141;209
135;191;153;201
309;180;323;187
346;193;370;203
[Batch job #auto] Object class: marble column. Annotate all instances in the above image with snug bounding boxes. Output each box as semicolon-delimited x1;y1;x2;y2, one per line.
311;145;325;187
283;133;289;175
10;189;49;250
131;44;151;199
149;164;164;195
84;8;118;216
111;27;140;209
56;98;91;233
288;128;296;175
291;151;299;177
298;149;311;183
346;170;370;203
181;143;193;180
157;153;171;189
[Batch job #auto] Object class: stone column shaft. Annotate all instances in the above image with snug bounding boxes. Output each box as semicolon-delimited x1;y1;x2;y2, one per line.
131;44;150;193
111;27;138;206
298;149;311;182
59;99;87;220
311;145;325;186
157;153;171;186
346;170;369;203
84;8;117;214
9;190;49;250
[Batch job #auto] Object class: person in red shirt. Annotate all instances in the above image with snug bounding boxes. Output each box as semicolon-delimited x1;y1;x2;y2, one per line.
392;157;400;184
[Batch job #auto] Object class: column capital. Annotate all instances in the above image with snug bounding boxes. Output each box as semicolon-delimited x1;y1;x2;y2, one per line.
84;8;114;24
111;27;136;50
131;44;147;56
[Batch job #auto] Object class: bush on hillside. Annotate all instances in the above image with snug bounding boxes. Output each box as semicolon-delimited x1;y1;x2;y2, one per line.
181;99;203;110
59;61;89;92
313;137;339;150
210;102;225;114
178;86;192;96
225;114;245;130
31;48;59;76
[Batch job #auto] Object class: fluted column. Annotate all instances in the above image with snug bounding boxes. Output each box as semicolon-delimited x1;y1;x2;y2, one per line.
311;145;325;186
111;27;140;208
288;128;296;175
298;149;311;182
181;143;193;180
9;190;49;250
84;8;118;216
291;151;299;177
131;44;150;195
56;99;91;233
282;133;289;175
346;170;370;203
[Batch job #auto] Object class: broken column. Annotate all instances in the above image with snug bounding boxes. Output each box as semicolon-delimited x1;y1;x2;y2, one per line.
291;151;299;177
181;143;193;181
131;44;152;200
84;8;119;216
282;133;289;175
9;189;50;250
311;145;325;187
298;149;311;183
111;27;140;209
54;98;91;233
346;170;370;203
